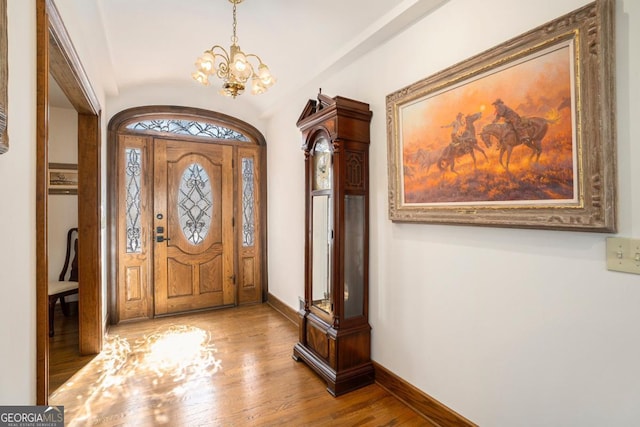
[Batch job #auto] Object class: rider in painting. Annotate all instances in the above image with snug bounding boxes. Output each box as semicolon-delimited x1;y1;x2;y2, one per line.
492;99;531;145
441;112;465;147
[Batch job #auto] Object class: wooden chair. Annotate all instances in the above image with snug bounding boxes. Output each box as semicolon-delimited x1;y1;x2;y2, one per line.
48;227;79;337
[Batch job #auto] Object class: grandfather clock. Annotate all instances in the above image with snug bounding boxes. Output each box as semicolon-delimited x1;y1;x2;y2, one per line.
292;92;373;396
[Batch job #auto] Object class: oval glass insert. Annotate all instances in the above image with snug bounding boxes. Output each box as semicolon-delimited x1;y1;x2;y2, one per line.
178;163;213;245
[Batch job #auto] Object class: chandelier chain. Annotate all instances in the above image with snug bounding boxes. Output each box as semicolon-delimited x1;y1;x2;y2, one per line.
231;1;238;44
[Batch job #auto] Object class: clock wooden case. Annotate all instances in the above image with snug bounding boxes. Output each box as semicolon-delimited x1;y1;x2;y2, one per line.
292;92;373;396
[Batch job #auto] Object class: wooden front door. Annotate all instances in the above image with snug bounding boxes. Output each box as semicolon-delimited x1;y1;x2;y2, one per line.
153;139;234;315
110;107;265;324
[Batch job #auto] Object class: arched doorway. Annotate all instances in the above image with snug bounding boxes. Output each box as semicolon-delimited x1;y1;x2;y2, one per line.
108;106;267;322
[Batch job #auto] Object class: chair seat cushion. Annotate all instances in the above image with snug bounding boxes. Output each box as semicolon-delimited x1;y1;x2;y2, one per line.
48;280;79;296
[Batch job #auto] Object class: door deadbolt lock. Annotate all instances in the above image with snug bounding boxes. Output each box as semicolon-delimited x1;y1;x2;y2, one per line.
155;225;170;242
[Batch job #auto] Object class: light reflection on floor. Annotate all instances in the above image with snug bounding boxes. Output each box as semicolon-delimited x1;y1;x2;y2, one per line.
50;324;222;426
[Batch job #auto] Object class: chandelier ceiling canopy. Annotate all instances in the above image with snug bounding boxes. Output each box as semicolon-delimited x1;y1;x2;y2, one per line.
192;0;276;98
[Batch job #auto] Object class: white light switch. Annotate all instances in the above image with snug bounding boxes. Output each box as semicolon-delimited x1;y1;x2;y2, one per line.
606;237;640;275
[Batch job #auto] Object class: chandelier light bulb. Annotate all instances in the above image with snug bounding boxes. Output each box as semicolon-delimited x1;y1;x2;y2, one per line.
251;77;266;95
258;64;273;86
233;51;247;72
197;52;216;74
192;70;209;86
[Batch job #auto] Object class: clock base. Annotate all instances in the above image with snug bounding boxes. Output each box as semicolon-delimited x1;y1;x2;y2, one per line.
293;342;374;396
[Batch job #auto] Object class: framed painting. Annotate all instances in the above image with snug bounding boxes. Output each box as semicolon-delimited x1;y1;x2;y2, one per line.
49;163;78;195
386;0;616;232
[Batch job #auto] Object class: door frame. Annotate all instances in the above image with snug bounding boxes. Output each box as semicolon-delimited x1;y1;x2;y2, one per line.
36;0;102;403
107;106;268;322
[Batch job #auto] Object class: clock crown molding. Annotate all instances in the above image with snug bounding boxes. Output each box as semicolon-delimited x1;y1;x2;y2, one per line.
297;95;372;129
298;92;373;152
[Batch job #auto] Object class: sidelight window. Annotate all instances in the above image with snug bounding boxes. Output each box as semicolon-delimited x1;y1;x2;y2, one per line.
125;148;142;253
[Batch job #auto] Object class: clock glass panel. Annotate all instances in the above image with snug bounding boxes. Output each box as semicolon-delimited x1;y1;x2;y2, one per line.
313;137;332;191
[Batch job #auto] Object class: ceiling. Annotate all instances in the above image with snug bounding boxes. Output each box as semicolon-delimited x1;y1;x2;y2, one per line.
53;0;448;115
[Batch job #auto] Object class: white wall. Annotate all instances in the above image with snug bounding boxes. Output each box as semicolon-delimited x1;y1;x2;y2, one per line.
48;107;78;284
0;0;36;404
266;0;640;425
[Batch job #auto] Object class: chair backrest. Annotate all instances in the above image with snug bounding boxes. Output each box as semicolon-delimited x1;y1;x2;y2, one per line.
58;227;79;282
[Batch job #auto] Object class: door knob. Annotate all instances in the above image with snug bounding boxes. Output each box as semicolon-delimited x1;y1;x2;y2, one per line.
156;235;171;243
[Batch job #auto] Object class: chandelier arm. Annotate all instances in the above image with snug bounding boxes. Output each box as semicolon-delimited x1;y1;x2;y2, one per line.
208;46;231;61
243;53;265;66
216;63;230;80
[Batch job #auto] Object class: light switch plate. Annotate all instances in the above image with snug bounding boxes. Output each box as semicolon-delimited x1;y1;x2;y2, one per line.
606;237;640;275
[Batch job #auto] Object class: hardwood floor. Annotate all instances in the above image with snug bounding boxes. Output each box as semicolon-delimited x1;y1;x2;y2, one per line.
49;304;431;426
48;302;96;393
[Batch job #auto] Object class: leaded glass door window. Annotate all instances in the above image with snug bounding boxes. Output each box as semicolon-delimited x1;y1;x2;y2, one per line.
125;148;142;253
178;163;213;245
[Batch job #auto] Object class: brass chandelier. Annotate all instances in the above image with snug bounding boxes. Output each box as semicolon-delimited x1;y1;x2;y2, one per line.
192;0;275;98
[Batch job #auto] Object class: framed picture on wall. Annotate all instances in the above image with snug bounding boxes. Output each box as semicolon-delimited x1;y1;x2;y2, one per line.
385;0;616;232
49;163;78;195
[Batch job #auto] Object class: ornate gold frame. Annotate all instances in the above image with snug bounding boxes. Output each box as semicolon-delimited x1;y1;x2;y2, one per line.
386;0;616;232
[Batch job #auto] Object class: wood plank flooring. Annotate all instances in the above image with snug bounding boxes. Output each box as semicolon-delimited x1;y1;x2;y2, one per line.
49;304;431;426
49;302;96;393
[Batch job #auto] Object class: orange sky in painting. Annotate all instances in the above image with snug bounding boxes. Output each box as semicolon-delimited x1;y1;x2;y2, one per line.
401;44;573;152
399;43;576;204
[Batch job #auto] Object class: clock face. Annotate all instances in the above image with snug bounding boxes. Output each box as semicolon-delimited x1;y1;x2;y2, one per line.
313;137;332;191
